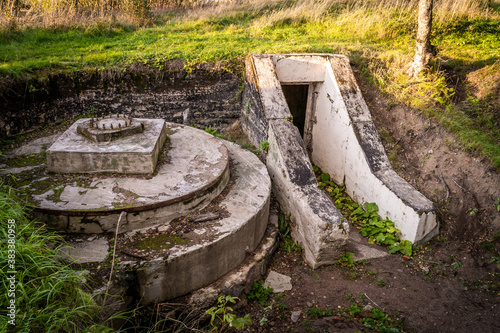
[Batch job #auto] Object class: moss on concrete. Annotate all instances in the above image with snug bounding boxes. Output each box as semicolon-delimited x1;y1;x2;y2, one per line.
3;152;46;168
135;234;189;251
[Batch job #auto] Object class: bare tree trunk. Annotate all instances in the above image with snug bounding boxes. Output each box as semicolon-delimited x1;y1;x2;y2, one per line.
408;0;435;78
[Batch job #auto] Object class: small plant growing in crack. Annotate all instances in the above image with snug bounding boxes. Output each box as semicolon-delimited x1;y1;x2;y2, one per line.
206;295;251;332
260;141;269;153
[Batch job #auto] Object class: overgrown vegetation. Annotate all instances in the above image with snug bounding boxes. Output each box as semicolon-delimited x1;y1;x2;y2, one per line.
0;182;110;331
278;212;302;254
315;167;413;256
306;293;405;332
2;0;497;167
248;279;274;306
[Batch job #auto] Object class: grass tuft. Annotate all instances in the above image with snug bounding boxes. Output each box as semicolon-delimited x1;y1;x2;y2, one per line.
0;182;111;332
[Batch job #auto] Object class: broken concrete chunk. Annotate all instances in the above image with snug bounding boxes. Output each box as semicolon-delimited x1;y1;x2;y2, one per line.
264;270;292;293
188;212;219;223
291;310;302;323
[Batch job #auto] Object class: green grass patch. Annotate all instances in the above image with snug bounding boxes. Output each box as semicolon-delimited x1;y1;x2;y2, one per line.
0;182;111;331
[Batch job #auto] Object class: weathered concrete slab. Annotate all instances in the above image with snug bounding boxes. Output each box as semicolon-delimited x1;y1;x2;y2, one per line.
0;164;43;175
347;230;389;262
59;238;109;264
136;139;271;303
274;54;326;83
251;55;291;120
6;133;60;156
46;118;167;174
34;123;230;233
241;56;270;148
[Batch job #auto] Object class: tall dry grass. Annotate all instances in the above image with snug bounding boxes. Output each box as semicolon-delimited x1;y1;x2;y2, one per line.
0;0;189;29
243;0;496;36
0;0;496;31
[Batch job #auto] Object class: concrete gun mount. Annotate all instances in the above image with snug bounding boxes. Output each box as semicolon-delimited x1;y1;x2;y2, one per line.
6;122;273;304
76;114;144;143
47;117;167;174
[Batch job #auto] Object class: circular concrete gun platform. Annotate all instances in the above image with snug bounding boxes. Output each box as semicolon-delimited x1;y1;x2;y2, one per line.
57;141;271;303
4;123;272;303
34;123;231;233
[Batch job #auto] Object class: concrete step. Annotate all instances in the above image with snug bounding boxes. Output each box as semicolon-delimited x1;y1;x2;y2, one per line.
33;124;230;233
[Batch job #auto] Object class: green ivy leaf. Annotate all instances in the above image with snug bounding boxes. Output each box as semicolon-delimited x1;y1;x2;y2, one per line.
231;314;252;329
400;240;412;256
376;233;386;243
365;202;379;213
320;173;331;182
388;244;400;254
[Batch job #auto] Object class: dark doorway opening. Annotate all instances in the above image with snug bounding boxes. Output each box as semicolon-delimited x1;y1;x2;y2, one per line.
281;84;309;137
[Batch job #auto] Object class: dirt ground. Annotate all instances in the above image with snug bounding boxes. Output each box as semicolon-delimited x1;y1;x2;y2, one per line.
2;65;499;332
230;71;500;333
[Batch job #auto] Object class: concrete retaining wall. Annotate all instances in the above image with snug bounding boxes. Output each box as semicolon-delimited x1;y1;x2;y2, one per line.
314;56;437;244
0;63;240;138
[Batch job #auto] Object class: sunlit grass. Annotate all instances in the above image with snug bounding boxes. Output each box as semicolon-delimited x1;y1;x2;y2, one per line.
0;0;499;167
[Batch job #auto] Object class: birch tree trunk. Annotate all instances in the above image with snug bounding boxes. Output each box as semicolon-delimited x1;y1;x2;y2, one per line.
408;0;435;78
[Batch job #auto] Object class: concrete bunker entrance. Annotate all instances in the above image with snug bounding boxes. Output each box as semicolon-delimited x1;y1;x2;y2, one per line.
241;53;439;268
281;84;309;137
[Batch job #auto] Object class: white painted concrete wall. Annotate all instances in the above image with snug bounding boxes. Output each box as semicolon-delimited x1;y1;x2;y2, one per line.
311;55;438;244
310;61;348;185
274;55;326;83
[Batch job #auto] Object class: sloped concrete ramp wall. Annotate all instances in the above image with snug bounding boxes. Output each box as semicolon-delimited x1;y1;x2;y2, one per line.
241;54;438;264
242;54;349;269
314;56;438;244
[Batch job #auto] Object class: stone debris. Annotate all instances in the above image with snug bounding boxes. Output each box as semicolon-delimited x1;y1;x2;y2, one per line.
291;310;302;323
188;212;219;223
264;270;292;293
347;229;389;261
